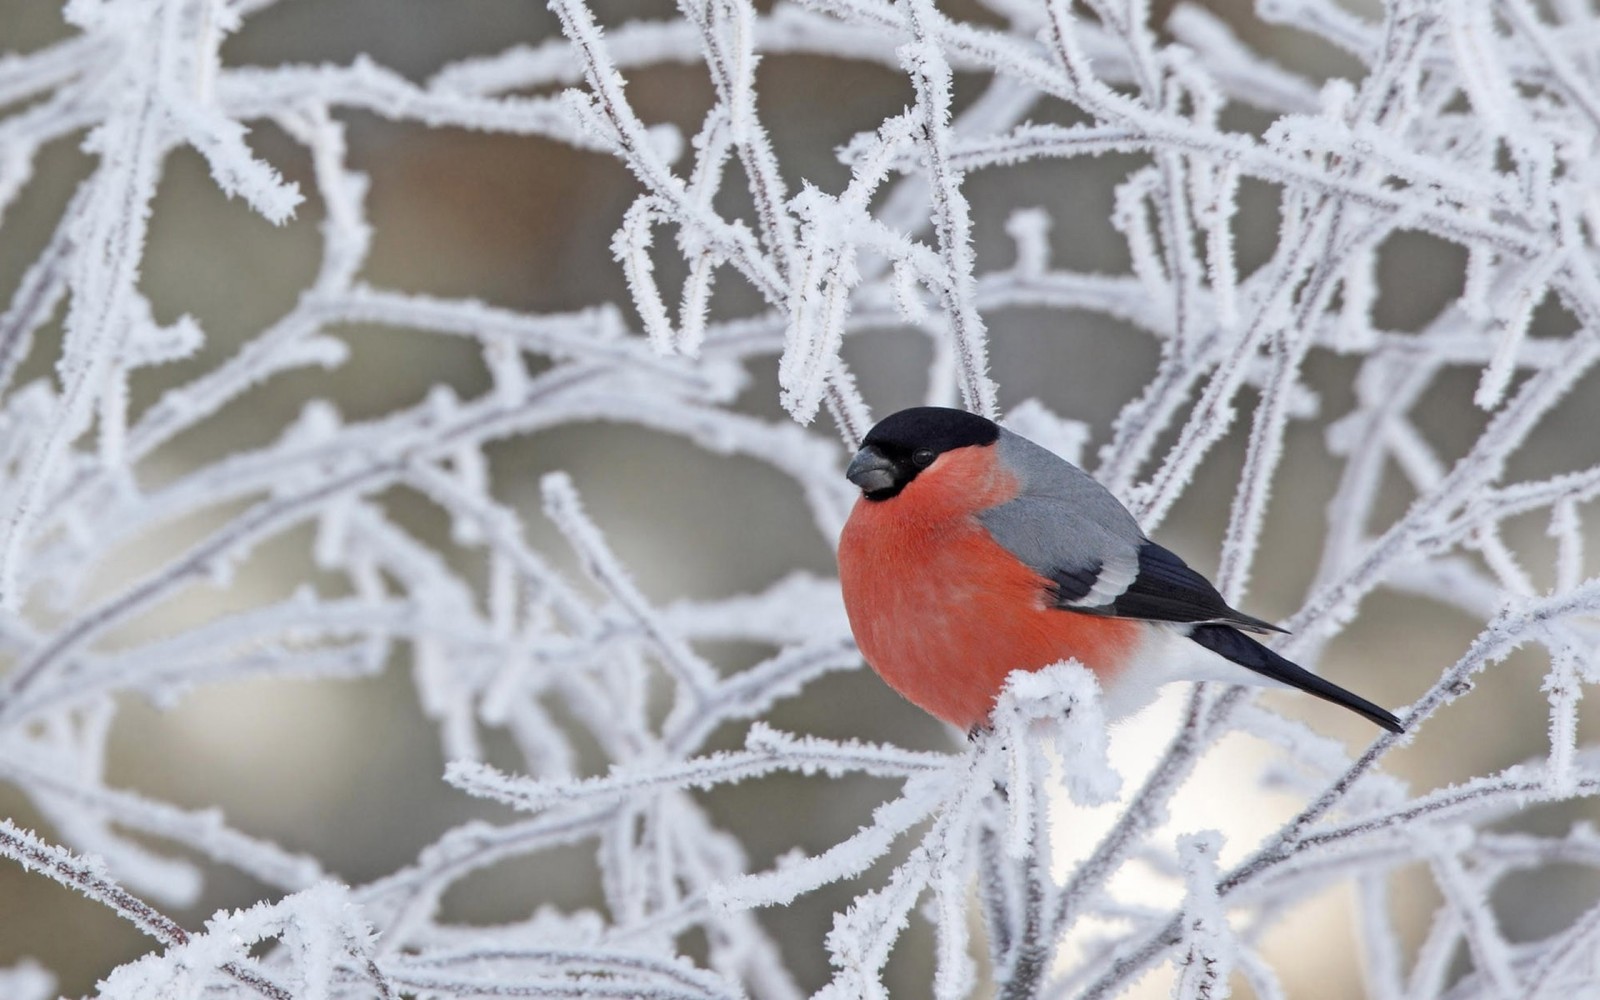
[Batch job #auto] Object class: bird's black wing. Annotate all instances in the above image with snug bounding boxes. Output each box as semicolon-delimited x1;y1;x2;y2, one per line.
1077;542;1286;634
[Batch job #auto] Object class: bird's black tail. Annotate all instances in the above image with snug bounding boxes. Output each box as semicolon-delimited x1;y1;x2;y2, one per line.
1188;625;1405;734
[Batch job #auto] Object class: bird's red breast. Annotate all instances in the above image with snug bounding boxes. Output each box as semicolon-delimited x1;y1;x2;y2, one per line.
837;444;1141;731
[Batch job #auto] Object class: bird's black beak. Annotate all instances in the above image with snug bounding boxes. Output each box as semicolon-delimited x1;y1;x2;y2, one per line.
846;445;897;494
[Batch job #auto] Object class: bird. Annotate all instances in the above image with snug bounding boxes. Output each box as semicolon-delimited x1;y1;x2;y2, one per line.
836;406;1404;736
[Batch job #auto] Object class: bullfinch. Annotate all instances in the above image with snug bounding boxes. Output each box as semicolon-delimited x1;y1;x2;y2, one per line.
837;406;1404;735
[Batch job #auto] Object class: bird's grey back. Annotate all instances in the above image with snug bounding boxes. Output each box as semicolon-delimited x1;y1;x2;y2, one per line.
976;429;1144;604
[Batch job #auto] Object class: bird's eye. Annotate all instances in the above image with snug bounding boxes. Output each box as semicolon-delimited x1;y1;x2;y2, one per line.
912;449;936;468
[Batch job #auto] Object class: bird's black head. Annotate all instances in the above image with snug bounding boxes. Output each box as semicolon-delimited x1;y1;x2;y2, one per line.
846;406;1001;500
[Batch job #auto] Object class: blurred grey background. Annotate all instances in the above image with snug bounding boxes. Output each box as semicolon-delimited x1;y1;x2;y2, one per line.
1;0;1596;995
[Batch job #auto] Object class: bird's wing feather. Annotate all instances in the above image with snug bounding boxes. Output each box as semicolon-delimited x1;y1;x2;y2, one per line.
979;430;1283;633
1097;542;1283;632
